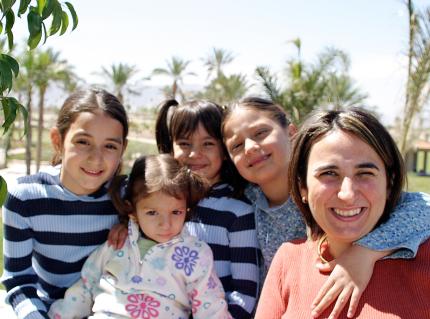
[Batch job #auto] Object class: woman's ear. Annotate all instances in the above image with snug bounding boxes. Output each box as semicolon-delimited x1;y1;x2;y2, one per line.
50;127;62;154
287;123;298;138
300;184;308;204
128;213;137;223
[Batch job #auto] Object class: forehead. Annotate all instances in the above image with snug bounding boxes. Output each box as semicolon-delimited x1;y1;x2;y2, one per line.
224;108;275;135
68;110;124;138
136;191;186;209
309;130;383;165
177;122;217;140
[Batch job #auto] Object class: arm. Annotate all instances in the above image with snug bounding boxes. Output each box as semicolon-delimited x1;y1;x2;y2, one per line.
1;197;49;319
254;244;288;319
186;243;232;319
227;212;260;318
357;191;430;257
48;243;112;319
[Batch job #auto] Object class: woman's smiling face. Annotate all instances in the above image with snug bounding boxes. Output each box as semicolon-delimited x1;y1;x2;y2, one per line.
301;129;388;252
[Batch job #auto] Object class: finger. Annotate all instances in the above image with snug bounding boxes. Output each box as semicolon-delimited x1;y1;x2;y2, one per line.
312;278;335;308
116;228;128;249
328;287;353;319
316;259;337;273
311;284;343;317
347;287;364;318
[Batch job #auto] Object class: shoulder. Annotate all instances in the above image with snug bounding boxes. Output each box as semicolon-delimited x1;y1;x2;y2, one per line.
200;183;253;216
398;191;430;205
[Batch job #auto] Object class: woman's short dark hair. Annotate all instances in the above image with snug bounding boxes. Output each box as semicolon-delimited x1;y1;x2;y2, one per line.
289;107;406;238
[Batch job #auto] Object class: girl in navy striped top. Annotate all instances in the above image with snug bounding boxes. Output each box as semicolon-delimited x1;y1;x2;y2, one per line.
1;88;129;319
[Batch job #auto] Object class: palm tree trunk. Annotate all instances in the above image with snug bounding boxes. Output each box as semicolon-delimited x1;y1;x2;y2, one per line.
172;80;177;99
36;86;46;171
25;87;33;175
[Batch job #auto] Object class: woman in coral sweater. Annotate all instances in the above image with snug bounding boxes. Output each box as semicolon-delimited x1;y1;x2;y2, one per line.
254;107;430;319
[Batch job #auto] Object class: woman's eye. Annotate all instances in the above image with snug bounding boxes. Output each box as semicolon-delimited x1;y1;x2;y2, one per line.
358;171;376;177
321;171;337;177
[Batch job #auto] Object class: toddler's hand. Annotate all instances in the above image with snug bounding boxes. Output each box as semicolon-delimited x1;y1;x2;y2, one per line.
107;223;128;249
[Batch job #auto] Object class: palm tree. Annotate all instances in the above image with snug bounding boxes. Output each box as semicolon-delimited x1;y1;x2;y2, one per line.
152;56;195;100
99;62;138;104
202;47;234;79
33;48;76;170
399;2;430;155
256;41;368;123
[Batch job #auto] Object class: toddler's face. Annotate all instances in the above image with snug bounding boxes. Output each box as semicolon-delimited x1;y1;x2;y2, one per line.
134;191;187;243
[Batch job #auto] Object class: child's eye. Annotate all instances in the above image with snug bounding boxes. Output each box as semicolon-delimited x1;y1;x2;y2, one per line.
76;139;90;146
203;141;216;147
178;141;190;147
255;128;269;138
172;210;184;215
105;143;119;150
145;210;157;216
230;142;243;153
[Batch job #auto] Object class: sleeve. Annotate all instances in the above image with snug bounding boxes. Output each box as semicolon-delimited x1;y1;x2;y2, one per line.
47;243;112;319
186;242;232;319
1;192;49;319
227;209;260;318
254;244;288;319
356;192;430;258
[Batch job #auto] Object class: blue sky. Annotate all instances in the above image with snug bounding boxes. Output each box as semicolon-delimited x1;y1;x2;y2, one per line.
13;0;430;124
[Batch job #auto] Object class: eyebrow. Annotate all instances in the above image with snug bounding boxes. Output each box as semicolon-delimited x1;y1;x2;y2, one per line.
313;162;380;172
74;132;123;144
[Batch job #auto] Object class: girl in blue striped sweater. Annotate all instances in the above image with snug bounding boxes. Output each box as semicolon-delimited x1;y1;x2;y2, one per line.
155;99;259;318
1;88;129;319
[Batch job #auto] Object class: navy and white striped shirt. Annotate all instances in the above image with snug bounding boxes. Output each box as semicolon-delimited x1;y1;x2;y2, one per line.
186;183;261;319
1;166;119;319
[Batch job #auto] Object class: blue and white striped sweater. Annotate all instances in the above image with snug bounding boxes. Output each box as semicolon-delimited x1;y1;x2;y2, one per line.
1;166;119;319
186;183;260;319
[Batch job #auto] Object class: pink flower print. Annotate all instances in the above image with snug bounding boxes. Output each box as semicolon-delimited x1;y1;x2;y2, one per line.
171;246;199;276
188;289;202;314
125;293;160;319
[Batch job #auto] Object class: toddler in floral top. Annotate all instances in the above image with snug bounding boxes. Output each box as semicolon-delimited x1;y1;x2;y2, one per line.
48;154;232;319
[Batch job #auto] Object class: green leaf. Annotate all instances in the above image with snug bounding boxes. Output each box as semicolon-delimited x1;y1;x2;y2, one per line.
27;8;42;36
17;100;28;135
0;56;13;92
3;54;19;77
6;29;13;51
0;175;8;206
37;0;46;15
0;21;3;35
41;21;47;44
1;0;16;12
65;2;78;30
27;29;42;49
1;97;17;133
60;10;68;35
5;10;15;50
49;2;62;35
41;0;55;19
18;0;32;17
5;9;15;31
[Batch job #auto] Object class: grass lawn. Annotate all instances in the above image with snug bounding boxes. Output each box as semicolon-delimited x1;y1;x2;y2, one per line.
0;172;429;290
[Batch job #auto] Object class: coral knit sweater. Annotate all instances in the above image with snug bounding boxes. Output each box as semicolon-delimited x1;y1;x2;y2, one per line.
255;239;430;319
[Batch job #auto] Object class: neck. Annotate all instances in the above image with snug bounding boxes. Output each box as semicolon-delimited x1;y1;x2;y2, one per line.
326;236;352;258
259;171;290;207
